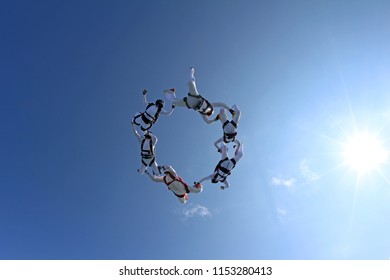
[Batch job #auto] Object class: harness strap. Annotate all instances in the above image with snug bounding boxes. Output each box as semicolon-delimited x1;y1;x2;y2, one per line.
143;112;155;123
184;94;203;110
140;123;152;131
217;165;231;176
214;157;236;181
132;113;142;125
141;157;155;167
223;120;238;129
163;172;190;194
183;97;192;109
173;193;186;198
198;99;213;115
224;132;237;140
185;93;213;115
143;103;162;124
212;172;226;183
141;138;154;157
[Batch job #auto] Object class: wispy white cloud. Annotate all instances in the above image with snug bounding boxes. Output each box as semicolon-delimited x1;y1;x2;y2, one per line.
277;208;287;216
276;208;287;218
276;207;287;223
181;204;211;220
299;160;320;182
271;176;296;188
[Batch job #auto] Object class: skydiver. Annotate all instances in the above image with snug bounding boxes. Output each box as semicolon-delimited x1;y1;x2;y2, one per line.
196;142;244;190
131;125;163;176
202;104;241;151
163;67;230;123
132;89;175;132
145;165;203;204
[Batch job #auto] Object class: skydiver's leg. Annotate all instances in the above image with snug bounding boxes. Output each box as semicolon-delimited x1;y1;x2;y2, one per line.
190;66;195;82
188;67;200;96
138;162;147;175
211;101;230;111
150;160;160;175
157;165;164;175
177;195;187;204
188;80;200;96
221;179;230;190
218;107;228;123
131;127;143;145
231;104;241;124
233;143;244;163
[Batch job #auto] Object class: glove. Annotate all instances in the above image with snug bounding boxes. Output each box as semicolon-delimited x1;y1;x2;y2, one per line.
220;186;225;190
142;89;148;95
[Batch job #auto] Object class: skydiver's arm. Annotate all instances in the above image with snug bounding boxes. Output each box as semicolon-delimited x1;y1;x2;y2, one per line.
221;179;230;190
160;105;175;116
142;89;148;104
131;124;143;143
201;114;219;124
145;170;164;182
197;173;215;184
214;137;223;151
151;134;158;146
220;144;229;158
172;98;187;107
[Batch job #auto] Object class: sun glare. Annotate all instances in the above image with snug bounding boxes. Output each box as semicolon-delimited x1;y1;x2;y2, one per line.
343;132;388;174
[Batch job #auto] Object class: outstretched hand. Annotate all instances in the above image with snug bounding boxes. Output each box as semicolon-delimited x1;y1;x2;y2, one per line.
142;89;148;95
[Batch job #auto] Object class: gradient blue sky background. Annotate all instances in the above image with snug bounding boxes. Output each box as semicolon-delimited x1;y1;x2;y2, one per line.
1;0;390;259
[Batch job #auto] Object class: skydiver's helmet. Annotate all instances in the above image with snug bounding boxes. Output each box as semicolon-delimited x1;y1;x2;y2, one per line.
204;103;214;117
155;99;164;108
192;182;203;193
144;130;152;139
206;108;213;117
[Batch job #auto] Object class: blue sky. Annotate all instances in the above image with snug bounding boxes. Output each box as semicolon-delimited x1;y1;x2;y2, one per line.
1;0;390;260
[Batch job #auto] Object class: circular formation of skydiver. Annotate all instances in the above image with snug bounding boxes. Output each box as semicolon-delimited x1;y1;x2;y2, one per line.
131;67;244;203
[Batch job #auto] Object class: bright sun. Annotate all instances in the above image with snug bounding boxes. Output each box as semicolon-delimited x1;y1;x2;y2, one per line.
343;132;388;174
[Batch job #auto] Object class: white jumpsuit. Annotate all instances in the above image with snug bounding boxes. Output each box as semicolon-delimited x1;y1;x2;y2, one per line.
132;90;174;133
167;67;230;122
197;143;244;189
203;104;241;150
131;126;161;175
146;166;203;203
